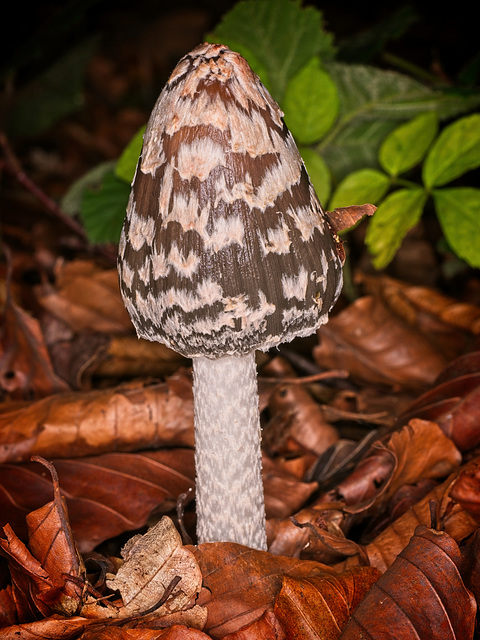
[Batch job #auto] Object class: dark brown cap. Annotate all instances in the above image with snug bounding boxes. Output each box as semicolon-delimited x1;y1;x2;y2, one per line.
118;43;344;358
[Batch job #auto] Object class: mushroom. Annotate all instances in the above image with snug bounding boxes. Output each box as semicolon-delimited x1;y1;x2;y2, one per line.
117;43;344;550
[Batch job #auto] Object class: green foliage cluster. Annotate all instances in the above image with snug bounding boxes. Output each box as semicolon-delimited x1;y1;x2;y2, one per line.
66;0;480;270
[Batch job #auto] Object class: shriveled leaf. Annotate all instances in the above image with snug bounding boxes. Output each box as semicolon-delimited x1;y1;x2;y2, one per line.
106;517;203;617
0;449;195;552
79;627;212;639
274;566;381;639
0;377;194;463
0;295;69;400
0;458;84;619
398;351;480;451
324;203;376;234
264;383;338;457
192;543;337;638
337;458;480;572
314;295;448;391
221;609;285;639
327;419;461;512
340;525;476;639
35;259;132;334
262;455;318;520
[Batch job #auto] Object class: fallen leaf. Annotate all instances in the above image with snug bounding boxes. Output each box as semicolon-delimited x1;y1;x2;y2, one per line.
192;543;337;639
35;258;132;334
0;377;194;463
0;457;85;620
0;294;69;400
106;517;203;618
0;449;195;552
221;609;285;639
398;351;480;451
325;419;461;512
274;565;381;639
264;383;338;457
340;525;476;639
314;295;448;391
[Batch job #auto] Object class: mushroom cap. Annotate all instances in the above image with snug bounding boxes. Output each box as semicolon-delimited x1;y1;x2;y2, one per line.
118;43;344;358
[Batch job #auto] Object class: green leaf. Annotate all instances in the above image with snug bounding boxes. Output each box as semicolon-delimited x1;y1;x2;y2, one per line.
61;161;117;217
365;187;427;269
283;57;338;145
329;168;390;210
115;125;146;184
299;147;331;204
80;170;130;244
320;62;480;182
379;111;438;177
423;114;480;188
433;187;480;267
209;0;335;101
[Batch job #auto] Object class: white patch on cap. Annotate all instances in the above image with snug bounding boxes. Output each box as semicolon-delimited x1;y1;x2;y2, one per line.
261;220;291;255
204;215;245;251
282;267;309;301
127;207;156;251
176;137;226;182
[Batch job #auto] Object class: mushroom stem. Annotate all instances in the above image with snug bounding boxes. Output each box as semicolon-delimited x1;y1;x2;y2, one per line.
192;352;267;550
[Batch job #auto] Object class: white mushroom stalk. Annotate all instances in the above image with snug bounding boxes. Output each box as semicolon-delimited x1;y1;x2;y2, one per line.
193;354;265;548
117;43;344;550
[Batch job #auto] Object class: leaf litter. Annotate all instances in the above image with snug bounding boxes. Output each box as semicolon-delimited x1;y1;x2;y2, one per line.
2;6;480;640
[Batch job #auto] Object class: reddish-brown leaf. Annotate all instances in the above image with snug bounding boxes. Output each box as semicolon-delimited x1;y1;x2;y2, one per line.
398;351;480;451
35;259;133;334
264;383;338;457
78;626;213;639
191;543;337;639
325;419;461;512
314;295;448;391
0;449;195;552
340;525;476;639
0;295;69;400
324;204;376;234
0;457;84;619
0;377;194;463
220;609;285;640
274;565;381;639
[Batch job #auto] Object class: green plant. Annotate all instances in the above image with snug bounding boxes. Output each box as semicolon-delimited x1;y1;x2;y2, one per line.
66;0;480;270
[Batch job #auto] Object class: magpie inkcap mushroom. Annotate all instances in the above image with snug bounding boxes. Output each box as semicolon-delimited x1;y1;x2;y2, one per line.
118;43;344;550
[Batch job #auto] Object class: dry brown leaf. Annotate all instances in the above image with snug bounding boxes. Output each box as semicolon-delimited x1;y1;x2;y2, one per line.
264;383;338;457
336;457;480;572
35;259;133;334
106;517;203;618
274;565;381;639
325;204;376;235
340;525;476;639
192;543;337;638
325;419;461;512
262;455;318;520
314;295;448;391
0;377;194;463
220;609;285;639
78;626;213;639
0;457;85;620
398;351;480;451
357;271;480;338
0;295;69;400
0;449;195;552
